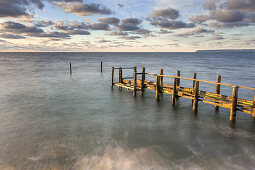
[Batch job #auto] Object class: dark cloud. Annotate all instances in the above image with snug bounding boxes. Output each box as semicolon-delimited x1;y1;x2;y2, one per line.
68;30;90;35
97;39;111;43
222;0;255;12
190;15;209;23
122;18;142;25
117;4;124;8
175;28;214;38
117;24;140;31
57;2;113;16
98;17;120;25
151;19;195;29
210;9;245;22
34;20;54;27
0;21;44;34
36;31;71;38
134;29;151;34
90;23;110;30
0;33;26;39
121;36;141;40
151;8;180;19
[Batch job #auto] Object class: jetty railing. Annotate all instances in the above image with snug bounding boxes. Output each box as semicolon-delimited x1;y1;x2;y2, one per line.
111;66;255;121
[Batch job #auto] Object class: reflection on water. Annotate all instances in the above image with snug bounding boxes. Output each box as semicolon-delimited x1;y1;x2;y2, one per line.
0;52;255;169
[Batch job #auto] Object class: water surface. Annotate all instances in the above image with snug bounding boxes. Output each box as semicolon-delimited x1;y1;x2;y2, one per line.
0;52;255;169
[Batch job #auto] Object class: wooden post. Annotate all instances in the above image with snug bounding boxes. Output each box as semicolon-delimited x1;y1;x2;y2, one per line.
192;81;199;112
133;67;137;96
160;69;163;87
192;73;197;104
119;67;122;90
172;78;177;105
100;61;103;72
141;67;145;96
215;75;221;111
230;86;238;121
70;63;72;75
176;71;180;99
155;76;160;101
111;67;114;89
253;94;255;119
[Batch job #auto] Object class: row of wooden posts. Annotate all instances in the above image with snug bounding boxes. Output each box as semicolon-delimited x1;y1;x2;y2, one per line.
69;61;103;75
111;66;255;121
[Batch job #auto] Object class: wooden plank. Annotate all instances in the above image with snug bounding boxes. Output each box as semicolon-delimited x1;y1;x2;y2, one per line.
230;86;238;121
193;81;199;112
215;75;221;111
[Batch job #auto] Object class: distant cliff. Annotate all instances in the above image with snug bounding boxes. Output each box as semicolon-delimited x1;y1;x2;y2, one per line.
196;49;255;53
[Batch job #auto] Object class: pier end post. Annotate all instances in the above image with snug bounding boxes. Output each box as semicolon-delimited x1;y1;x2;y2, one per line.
160;69;163;87
70;63;72;75
100;61;103;72
155;76;160;101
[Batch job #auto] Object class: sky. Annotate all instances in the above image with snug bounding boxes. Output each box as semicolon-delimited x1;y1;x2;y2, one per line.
0;0;255;52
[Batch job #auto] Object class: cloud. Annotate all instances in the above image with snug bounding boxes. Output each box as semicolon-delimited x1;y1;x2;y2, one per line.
151;19;195;29
106;31;128;36
117;4;124;8
98;17;120;25
122;18;142;25
190;15;210;23
210;9;245;22
121;36;141;40
157;29;173;34
34;20;54;27
151;8;180;19
0;0;31;18
0;33;26;39
175;28;214;38
57;2;113;16
90;23;110;30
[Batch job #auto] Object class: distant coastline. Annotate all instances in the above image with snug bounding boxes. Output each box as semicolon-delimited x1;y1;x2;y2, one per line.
196;49;255;53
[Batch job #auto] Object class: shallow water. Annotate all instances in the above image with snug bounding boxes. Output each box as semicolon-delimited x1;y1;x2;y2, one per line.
0;52;255;169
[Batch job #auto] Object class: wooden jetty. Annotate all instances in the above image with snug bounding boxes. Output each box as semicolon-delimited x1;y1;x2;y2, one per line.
111;67;255;121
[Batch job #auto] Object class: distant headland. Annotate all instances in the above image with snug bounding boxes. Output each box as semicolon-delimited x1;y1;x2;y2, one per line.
196;49;255;53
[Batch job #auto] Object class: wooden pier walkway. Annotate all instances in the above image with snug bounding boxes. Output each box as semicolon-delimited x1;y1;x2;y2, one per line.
111;67;255;121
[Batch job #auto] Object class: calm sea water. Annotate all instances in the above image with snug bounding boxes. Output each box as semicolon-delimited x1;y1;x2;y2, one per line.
0;52;255;169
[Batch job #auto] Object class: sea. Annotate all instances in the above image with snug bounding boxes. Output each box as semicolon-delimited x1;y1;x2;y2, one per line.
0;52;255;169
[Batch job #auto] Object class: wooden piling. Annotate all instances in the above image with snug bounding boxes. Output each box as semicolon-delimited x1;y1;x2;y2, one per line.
230;86;238;121
155;76;160;101
160;69;163;87
192;73;197;104
172;78;177;105
70;63;72;75
100;61;103;72
141;67;145;95
253;95;255;119
119;67;122;90
176;71;180;99
215;75;221;111
133;67;137;96
111;67;114;89
193;81;199;112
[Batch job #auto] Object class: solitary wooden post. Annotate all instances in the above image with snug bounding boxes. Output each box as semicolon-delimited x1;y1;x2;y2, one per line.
119;67;122;90
230;86;238;121
155;76;160;101
111;67;114;89
176;71;180;99
215;75;221;111
133;67;137;96
160;69;163;87
141;67;145;96
100;61;103;72
193;81;199;112
70;63;72;75
172;78;177;105
192;73;197;104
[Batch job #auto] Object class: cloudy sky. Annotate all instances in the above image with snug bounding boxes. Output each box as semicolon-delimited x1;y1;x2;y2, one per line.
0;0;254;52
